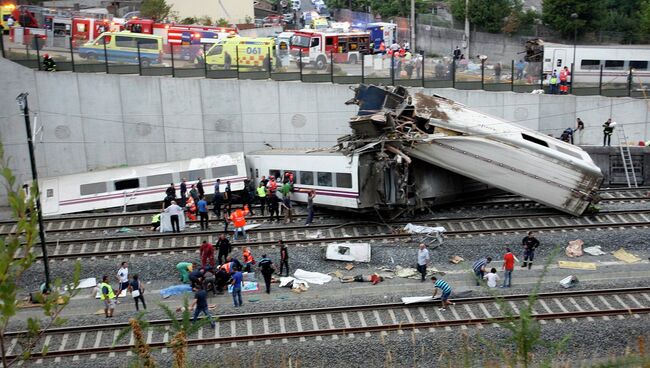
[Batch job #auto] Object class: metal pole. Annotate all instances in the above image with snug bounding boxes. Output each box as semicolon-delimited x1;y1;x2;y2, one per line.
510;60;514;92
410;0;415;52
268;46;272;79
480;59;485;89
299;49;303;81
103;37;109;73
0;30;6;59
420;52;425;86
35;41;41;71
391;52;395;86
452;60;456;88
170;44;175;77
569;62;574;94
69;36;75;72
628;68;632;97
203;43;207;77
137;42;142;75
330;50;334;83
598;64;603;96
361;51;365;83
539;64;544;91
236;45;240;79
16;93;51;291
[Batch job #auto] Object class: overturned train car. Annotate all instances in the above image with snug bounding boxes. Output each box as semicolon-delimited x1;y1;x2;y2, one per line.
342;84;603;216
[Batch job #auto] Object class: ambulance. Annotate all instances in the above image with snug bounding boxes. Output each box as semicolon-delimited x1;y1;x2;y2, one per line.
205;36;275;70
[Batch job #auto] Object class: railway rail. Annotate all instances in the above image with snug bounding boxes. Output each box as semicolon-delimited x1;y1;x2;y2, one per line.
14;209;650;260
5;287;650;362
1;187;647;236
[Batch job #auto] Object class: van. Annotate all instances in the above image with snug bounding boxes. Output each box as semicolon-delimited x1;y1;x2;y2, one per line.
205;36;275;70
78;31;163;67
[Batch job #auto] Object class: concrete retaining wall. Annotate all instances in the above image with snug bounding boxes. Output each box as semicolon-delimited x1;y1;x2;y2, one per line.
1;57;649;204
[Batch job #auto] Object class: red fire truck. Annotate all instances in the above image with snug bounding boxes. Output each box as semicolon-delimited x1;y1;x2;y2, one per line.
290;29;370;69
71;17;121;47
124;18;237;45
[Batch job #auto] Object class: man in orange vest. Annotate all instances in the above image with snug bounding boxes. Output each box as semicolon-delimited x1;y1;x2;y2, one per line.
229;205;249;240
559;66;570;94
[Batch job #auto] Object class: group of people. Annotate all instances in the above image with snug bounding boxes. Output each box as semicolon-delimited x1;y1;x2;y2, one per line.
422;231;541;310
547;66;572;94
556;117;617;147
97;261;146;318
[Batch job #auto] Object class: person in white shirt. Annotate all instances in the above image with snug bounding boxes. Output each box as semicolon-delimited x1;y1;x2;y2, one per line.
417;243;430;282
165;200;183;233
483;268;500;288
115;261;129;300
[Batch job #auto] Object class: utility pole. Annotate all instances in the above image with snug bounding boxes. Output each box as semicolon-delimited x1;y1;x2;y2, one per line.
464;0;470;57
16;92;51;291
410;0;415;51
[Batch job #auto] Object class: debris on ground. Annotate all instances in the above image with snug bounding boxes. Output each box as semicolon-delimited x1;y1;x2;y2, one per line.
306;230;324;239
583;246;606;256
329;270;344;278
402;296;434;304
227;281;258;293
294;269;332;285
449;255;464;264
323;243;371;262
394;265;444;279
565;239;584;258
558;261;597;270
613;248;641;263
403;223;446;245
116;227;135;233
345;263;354;270
559;275;579;288
64;277;97;291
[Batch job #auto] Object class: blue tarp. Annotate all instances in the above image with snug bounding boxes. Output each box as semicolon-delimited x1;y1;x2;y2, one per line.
160;284;192;299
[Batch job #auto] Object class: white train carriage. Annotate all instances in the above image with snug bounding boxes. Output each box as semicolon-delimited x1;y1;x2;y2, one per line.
32;153;247;216
539;41;650;85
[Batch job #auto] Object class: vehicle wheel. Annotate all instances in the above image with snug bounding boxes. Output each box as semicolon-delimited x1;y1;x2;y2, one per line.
141;59;151;68
348;54;357;64
316;55;327;70
87;53;97;61
210;64;219;70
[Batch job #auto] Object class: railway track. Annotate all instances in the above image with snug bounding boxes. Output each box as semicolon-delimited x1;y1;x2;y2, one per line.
1;188;647;236
5;287;650;363
15;209;650;260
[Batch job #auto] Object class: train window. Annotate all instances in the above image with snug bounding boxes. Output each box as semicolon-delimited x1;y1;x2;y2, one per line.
299;171;314;185
80;182;107;196
580;59;600;70
336;173;353;188
317;172;333;187
114;178;140;191
604;60;624;70
269;169;281;179
146;173;173;187
521;133;548;148
629;61;648;70
179;169;205;181
211;165;237;178
46;189;54;198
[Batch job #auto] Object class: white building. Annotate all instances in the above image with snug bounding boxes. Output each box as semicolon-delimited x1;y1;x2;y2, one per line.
167;0;254;24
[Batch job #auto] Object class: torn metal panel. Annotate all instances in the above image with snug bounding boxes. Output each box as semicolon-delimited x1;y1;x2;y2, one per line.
323;243;372;263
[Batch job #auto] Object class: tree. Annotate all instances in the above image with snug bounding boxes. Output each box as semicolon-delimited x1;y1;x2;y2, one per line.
140;0;173;21
449;0;517;33
216;18;230;27
198;15;213;26
641;1;650;38
179;17;197;25
0;143;81;366
542;0;605;38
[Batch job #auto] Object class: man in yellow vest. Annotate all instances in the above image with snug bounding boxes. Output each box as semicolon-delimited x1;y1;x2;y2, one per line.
99;275;116;318
256;182;267;216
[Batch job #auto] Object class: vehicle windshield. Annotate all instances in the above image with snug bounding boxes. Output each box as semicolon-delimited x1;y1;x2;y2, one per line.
291;35;310;48
207;44;223;56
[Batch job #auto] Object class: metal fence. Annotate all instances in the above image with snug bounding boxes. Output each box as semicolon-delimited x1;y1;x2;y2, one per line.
2;33;648;98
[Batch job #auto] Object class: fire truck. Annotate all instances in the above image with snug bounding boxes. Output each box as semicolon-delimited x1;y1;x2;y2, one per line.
290;29;370;69
124;18;237;46
71;17;121;47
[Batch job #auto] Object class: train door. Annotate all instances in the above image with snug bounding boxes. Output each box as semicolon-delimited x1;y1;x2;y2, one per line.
553;49;566;71
40;179;59;215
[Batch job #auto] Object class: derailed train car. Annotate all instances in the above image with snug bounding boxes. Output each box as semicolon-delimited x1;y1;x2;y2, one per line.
342;84;603;216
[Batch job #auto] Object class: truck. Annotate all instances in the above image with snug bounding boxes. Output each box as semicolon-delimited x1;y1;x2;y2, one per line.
205;36;275;70
290;29;370;69
365;22;396;53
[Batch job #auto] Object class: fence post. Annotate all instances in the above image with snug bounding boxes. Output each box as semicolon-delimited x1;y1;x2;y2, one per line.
137;42;142;76
236;45;240;79
35;40;41;70
69;36;75;72
569;62;574;94
170;44;175;77
539;65;544;91
420;52;425;87
103;37;109;73
452;60;456;88
24;39;28;59
391;52;395;86
299;49;303;82
330;50;334;83
598;65;603;96
510;60;514;92
627;68;632;97
203;43;207;77
361;51;365;83
0;31;5;59
480;59;485;90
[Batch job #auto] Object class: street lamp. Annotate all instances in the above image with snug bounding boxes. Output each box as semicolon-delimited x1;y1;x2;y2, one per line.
16;92;51;291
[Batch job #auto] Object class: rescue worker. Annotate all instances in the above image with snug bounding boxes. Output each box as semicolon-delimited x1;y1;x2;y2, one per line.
560;127;574;144
99;275;116;318
258;254;275;294
199;240;215;269
229;205;250;240
42;54;56;72
379;41;386;54
603;118;615;146
266;176;278;195
224;181;232;216
278;240;289;277
164;200;183;233
305;190;316;225
176;262;193;283
166;183;176;199
548;71;559;94
197;177;204;198
151;213;161;231
185;196;197;221
256;182;267;216
521;231;540;269
559;66;570;94
216;233;231;265
180;178;187;207
267;193;285;222
242;246;255;272
194;48;205;68
197;195;209;230
224;51;232;70
212;179;222;218
189;185;199;212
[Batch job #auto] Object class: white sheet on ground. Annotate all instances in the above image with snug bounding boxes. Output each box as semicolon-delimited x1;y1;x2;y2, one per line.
293;269;332;285
584;246;606;256
64;277;97;291
404;223;446;234
402;296;436;304
279;277;309;290
324;243;371;262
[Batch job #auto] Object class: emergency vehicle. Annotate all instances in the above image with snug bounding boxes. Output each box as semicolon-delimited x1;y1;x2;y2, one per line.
125;18;236;46
77;31;163;67
205;36;275;70
290;29;370;69
71;17;121;47
365;22;396;53
1;3;16;31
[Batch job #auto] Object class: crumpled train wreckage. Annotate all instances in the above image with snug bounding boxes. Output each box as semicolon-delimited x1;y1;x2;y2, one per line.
338;84;603;216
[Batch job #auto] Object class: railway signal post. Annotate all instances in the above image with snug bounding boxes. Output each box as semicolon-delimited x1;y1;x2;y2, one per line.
16;92;51;291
